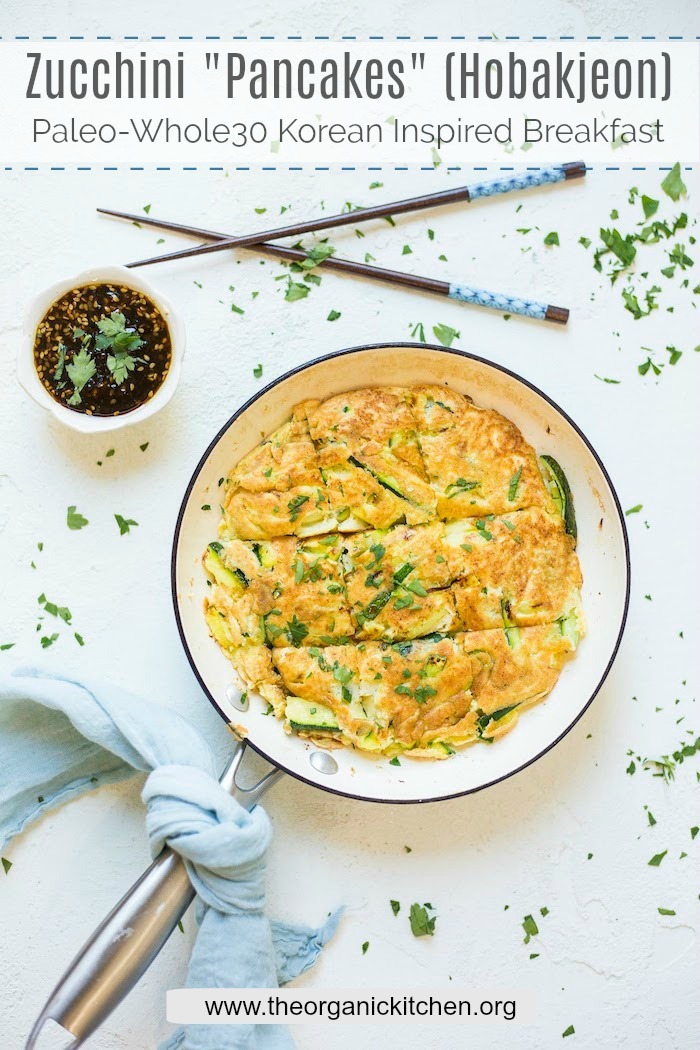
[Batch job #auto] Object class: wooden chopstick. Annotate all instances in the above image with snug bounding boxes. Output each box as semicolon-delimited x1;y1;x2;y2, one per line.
99;208;569;323
100;161;584;269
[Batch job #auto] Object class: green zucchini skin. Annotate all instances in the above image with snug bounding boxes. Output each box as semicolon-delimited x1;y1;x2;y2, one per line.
286;697;340;732
204;545;246;594
539;455;577;542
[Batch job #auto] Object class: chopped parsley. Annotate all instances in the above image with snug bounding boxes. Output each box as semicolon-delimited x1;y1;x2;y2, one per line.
115;514;139;536
66;347;97;405
287;494;310;522
409;902;437;937
285;616;309;647
1;858;12;875
433;323;460;348
362;941;369;954
390;900;400;915
562;1025;575;1038
38;594;72;623
327;309;341;322
522;914;539;943
648;850;667;867
253;363;263;379
660;162;686;202
543;231;560;246
66;505;89;530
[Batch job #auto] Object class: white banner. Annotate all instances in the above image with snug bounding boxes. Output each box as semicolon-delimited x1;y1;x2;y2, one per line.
166;987;536;1025
0;40;698;164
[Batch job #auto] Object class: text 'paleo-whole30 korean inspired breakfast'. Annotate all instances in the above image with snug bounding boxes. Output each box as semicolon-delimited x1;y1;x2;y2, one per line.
202;384;584;760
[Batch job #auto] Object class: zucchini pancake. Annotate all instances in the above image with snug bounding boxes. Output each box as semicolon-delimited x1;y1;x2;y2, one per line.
203;385;584;760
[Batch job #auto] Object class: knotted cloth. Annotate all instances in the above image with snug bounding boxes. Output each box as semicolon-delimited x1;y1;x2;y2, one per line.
0;671;342;1049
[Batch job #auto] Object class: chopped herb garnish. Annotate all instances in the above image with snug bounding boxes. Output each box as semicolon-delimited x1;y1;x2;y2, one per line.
432;323;460;348
648;850;667;867
562;1026;575;1038
544;231;560;246
522;914;539;943
327;309;341;322
66;505;89;530
1;858;12;875
287;494;310;521
409;902;437;937
66;347;97;405
253;363;263;378
285;615;309;647
115;514;139;536
390;900;400;915
361;941;369;954
660;162;686;202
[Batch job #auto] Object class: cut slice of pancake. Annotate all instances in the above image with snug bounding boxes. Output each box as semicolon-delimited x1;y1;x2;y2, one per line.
408;385;555;519
302;388;425;475
303;389;437;526
444;507;582;629
222;407;337;539
342;522;458;641
204;535;354;648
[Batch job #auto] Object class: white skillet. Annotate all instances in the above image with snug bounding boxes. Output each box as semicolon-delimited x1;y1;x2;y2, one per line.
172;343;630;804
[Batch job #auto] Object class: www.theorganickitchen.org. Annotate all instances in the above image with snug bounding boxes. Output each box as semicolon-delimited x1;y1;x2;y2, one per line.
32;114;665;147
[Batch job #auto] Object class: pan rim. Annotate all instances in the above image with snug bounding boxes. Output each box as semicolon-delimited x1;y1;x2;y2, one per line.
171;342;631;805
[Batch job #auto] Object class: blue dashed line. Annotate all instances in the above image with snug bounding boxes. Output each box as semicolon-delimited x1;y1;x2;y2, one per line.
2;164;694;173
0;34;693;40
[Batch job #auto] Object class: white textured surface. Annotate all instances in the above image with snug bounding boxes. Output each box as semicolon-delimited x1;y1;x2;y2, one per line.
1;2;699;1049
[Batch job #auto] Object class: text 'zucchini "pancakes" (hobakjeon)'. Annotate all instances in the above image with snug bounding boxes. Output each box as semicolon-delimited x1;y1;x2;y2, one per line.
203;385;584;760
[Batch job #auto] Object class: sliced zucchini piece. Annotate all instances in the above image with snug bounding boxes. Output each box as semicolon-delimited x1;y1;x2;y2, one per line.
348;455;424;510
504;626;522;649
205;607;237;650
203;544;246;594
539;455;577;542
286;696;340;733
254;541;277;569
558;608;581;648
479;704;521;740
429;741;456;756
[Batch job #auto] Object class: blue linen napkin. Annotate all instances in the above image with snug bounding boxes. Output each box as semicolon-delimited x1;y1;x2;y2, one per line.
0;670;342;1050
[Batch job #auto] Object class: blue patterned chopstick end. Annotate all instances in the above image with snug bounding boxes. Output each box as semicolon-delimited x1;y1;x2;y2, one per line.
448;283;548;320
466;165;567;202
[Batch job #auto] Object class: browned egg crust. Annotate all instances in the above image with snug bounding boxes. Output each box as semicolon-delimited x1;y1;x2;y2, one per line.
204;385;584;759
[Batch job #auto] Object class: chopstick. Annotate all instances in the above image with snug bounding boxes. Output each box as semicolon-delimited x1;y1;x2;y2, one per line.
103;208;568;323
101;161;585;269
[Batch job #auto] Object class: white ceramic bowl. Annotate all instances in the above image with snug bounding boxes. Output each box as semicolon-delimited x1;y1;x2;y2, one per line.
173;344;630;804
17;264;185;433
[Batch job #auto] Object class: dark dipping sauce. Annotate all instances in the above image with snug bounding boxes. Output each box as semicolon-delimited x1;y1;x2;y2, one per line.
33;283;172;416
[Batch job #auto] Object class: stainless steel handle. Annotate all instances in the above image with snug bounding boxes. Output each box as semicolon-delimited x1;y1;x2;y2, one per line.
25;741;284;1049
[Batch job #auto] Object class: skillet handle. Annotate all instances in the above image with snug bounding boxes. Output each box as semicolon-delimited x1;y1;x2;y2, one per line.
25;742;284;1049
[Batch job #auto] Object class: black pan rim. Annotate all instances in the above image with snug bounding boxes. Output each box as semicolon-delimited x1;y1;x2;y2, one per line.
171;342;631;805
